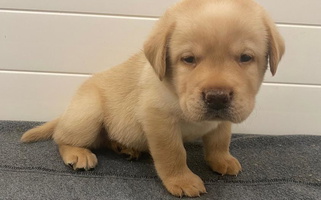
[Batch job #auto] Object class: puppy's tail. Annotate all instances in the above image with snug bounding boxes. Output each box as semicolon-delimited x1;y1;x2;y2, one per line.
21;118;59;143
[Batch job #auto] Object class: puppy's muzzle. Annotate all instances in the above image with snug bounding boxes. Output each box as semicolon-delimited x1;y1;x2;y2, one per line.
202;88;233;111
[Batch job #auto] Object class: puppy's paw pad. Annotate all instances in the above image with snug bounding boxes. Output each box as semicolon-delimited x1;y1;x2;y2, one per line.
163;171;206;197
63;149;98;171
208;154;242;175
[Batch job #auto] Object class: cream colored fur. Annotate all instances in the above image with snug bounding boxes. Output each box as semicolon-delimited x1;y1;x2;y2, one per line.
21;0;284;197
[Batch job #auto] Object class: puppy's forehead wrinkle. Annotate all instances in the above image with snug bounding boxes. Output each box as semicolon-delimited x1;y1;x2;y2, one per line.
173;20;267;61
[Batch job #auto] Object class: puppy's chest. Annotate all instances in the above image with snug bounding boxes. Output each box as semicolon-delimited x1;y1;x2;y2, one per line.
180;121;219;142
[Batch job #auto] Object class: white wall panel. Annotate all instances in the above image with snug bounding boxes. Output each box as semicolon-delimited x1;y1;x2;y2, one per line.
234;83;321;135
264;25;321;85
0;71;89;121
256;0;321;25
0;0;178;17
1;11;321;85
0;10;155;74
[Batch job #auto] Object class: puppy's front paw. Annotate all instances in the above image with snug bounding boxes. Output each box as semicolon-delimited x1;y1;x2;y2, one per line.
163;170;206;197
207;153;242;175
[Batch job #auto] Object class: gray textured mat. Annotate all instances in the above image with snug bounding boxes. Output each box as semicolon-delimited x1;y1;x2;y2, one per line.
0;121;320;199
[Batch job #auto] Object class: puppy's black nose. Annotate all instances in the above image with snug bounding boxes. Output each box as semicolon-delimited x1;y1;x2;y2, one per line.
203;89;233;110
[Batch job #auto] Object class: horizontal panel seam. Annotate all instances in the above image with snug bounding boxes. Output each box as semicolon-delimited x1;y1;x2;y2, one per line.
263;82;321;88
0;8;159;20
277;22;321;29
0;69;91;77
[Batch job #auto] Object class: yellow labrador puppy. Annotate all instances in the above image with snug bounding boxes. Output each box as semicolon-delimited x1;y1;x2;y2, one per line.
22;0;284;197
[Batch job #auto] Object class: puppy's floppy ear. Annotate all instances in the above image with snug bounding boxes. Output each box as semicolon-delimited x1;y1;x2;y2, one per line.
144;14;175;81
263;14;285;76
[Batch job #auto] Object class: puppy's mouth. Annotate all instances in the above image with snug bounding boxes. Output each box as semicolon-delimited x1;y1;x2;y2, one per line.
184;102;245;123
203;106;241;123
183;96;249;123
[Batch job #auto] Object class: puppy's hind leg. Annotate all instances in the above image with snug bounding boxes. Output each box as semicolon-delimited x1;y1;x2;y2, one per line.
53;80;105;171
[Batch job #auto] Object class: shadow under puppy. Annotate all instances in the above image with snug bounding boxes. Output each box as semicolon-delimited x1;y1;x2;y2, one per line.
22;0;284;197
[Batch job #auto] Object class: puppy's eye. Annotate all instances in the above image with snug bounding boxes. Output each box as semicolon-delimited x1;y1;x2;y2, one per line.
182;56;196;65
240;54;253;63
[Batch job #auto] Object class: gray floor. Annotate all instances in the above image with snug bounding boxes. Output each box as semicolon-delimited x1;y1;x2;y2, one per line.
1;121;320;199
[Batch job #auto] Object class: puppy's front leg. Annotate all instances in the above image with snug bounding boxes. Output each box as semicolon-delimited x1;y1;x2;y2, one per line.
143;111;206;197
203;121;242;175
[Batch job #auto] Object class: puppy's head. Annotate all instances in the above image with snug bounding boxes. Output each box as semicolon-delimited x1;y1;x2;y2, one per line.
144;0;285;123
